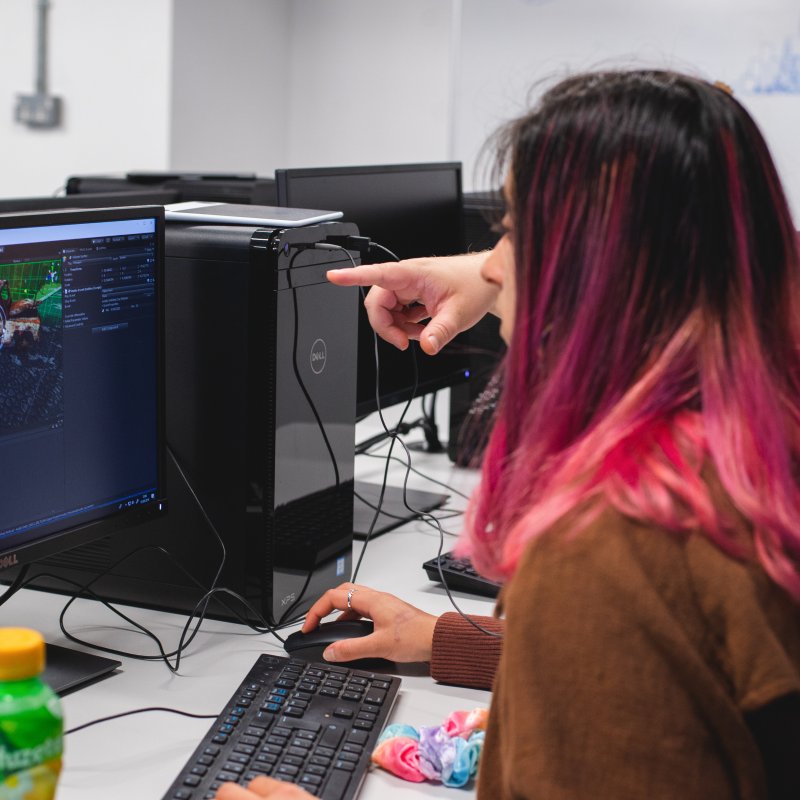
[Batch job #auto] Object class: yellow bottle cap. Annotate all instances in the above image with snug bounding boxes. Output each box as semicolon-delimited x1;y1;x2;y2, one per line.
0;628;45;681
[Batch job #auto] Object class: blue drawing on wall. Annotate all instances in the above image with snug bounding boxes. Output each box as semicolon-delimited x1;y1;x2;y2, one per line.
741;36;800;95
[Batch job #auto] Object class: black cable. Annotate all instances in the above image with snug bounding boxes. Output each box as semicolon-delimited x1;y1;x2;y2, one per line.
272;248;349;627
380;432;503;639
299;240;417;584
16;444;288;671
357;449;473;501
286;249;340;487
300;239;501;638
64;706;218;735
0;564;30;608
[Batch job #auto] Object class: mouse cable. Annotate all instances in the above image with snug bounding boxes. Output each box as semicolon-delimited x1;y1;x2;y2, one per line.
24;554;290;673
302;240;418;585
323;239;496;624
25;445;290;671
352;489;462;539
64;706;218;736
272;245;350;627
0;564;31;608
163;442;290;644
378;432;503;639
357;448;473;501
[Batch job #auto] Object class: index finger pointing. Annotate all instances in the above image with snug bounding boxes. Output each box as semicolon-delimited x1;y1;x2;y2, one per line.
326;263;412;291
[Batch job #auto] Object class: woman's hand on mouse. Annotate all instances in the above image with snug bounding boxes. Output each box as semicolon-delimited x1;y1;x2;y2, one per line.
216;776;312;799
302;584;438;663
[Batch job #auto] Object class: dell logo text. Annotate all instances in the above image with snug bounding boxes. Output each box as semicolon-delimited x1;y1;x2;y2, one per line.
309;338;327;374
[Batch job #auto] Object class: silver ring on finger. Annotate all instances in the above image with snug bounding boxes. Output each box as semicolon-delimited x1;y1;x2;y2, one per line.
346;588;358;609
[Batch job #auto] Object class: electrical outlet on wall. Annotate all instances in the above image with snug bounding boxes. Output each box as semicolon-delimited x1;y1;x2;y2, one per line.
15;93;62;128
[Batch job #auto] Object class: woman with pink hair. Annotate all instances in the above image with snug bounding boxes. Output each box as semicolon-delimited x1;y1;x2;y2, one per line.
219;70;800;800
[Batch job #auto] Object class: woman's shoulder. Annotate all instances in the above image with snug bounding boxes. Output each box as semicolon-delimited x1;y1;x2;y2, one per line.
505;506;800;711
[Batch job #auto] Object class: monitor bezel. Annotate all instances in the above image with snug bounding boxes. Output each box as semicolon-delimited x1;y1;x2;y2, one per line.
0;205;167;572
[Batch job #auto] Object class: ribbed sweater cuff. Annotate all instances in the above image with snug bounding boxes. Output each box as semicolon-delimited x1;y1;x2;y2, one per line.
430;612;503;691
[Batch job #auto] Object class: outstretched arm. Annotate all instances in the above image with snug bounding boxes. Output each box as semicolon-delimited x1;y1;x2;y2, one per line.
327;250;497;355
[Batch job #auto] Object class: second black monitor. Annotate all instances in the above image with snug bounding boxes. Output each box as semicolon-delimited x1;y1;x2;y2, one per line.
275;162;469;418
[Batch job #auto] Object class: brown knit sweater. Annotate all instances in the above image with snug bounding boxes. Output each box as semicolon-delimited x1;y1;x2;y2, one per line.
478;509;800;800
430;612;503;690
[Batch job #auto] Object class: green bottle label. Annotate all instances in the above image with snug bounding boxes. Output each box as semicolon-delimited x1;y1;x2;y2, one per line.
0;680;63;800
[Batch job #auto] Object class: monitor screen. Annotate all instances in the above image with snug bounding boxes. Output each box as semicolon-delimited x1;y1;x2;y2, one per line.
0;207;166;572
275;163;469;417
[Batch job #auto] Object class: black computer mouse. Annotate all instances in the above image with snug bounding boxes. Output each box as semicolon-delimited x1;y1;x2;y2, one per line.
283;619;379;664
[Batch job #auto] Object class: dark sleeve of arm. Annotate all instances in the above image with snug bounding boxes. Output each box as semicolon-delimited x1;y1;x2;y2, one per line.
745;693;800;800
430;612;503;690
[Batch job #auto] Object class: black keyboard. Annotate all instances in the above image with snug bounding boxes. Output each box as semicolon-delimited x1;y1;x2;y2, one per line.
423;551;501;598
161;654;401;800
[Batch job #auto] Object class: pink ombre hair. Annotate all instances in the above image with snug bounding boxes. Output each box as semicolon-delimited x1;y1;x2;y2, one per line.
465;71;800;600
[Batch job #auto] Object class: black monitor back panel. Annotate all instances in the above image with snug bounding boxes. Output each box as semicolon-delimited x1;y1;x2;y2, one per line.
65;173;277;206
275;163;469;417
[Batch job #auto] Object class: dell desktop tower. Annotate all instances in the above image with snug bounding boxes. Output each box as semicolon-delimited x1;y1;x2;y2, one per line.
27;220;360;628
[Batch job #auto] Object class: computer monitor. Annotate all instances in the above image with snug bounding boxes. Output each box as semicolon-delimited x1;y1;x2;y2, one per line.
275;163;469;418
0;206;166;692
275;163;468;536
0;189;180;214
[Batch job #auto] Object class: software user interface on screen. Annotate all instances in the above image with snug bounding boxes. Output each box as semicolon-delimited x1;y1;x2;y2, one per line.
0;210;163;565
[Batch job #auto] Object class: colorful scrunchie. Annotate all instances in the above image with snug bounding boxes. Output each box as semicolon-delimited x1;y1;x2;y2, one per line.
371;707;488;788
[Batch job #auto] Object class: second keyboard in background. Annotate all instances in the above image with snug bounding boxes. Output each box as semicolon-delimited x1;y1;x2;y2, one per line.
423;551;501;598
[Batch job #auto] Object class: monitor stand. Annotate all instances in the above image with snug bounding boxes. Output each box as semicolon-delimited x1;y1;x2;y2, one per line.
353;481;448;540
43;643;121;696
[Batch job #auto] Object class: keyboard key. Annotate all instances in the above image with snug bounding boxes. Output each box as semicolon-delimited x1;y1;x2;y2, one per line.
364;689;387;705
290;738;312;750
320;724;344;749
323;768;351;800
346;729;369;746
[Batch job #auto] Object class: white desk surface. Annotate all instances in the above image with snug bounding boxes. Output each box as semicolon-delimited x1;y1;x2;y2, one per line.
7;434;493;800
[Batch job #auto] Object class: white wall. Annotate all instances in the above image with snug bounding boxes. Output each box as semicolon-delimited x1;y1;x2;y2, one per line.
1;0;799;219
169;0;289;176
0;0;173;198
456;0;800;214
282;0;454;169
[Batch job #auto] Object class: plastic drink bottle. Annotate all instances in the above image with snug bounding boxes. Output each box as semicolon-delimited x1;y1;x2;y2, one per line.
0;628;63;799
